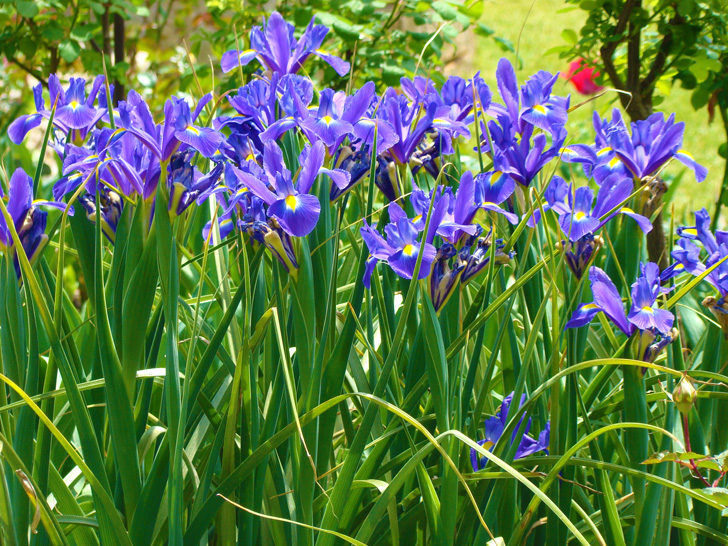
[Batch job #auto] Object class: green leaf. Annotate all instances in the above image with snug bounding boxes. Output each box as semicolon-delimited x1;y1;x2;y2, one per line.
14;0;38;18
59;40;81;63
432;0;458;20
71;24;96;42
473;23;494;38
561;28;578;44
41;22;65;42
701;487;728;507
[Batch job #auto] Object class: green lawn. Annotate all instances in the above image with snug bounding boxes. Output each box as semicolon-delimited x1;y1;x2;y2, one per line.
456;0;724;218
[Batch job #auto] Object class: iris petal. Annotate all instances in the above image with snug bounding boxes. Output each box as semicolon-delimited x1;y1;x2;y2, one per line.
268;193;321;237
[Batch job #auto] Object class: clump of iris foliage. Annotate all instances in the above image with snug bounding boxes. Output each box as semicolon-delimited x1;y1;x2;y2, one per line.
2;10;728;546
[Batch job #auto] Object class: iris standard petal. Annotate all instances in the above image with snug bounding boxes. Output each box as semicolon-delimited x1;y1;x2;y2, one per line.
7;168;33;226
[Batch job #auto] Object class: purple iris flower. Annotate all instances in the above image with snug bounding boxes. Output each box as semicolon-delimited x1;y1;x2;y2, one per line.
1;168;72;277
232;141;349;237
473;170;519;224
573;109;707;184
218;76;281;138
116;92;223;161
409;182;476;239
258;76;316;143
8;75;107;146
534;174;651;278
360;201;439;288
436;171;479;244
471;392;550;471
671;209;728;334
300;88;354;147
490;120;566;187
220;11;349;77
557;174;652;242
566;264;676;361
491;58;569;136
378;89;436;166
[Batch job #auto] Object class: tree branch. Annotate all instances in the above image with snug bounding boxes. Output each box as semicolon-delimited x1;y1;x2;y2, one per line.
640;15;681;93
601;0;638;59
7;57;47;86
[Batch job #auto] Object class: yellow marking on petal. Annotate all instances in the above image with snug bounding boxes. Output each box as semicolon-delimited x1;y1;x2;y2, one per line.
490;171;503;185
187;125;200;135
533;104;546;114
245;154;256;162
315;49;328;55
682;228;698;237
482;441;495;450
575;211;587;220
412;214;422;223
481;201;497;207
642;306;654;314
583;303;600;310
403;244;415;256
621;207;634;214
678;149;694;159
608;157;621;168
69;101;80;110
322;116;334;125
285;195;298;211
597;146;612;156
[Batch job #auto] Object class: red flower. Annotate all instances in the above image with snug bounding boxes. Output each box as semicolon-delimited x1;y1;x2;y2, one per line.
563;58;604;95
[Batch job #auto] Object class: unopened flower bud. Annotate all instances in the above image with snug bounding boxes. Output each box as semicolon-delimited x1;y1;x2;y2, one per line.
673;375;697;416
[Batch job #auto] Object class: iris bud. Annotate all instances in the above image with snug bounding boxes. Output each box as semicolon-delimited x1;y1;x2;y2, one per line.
673;375;697;416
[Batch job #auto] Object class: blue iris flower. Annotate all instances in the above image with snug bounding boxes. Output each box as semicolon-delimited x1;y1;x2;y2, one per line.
566;263;676;362
232;141;349;237
220;11;349;77
1;168;72;277
8;75;107;148
115;91;223;161
491;57;569;137
360;201;439;288
671;209;728;334
564;109;707;184
533;174;652;278
471;392;550;471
